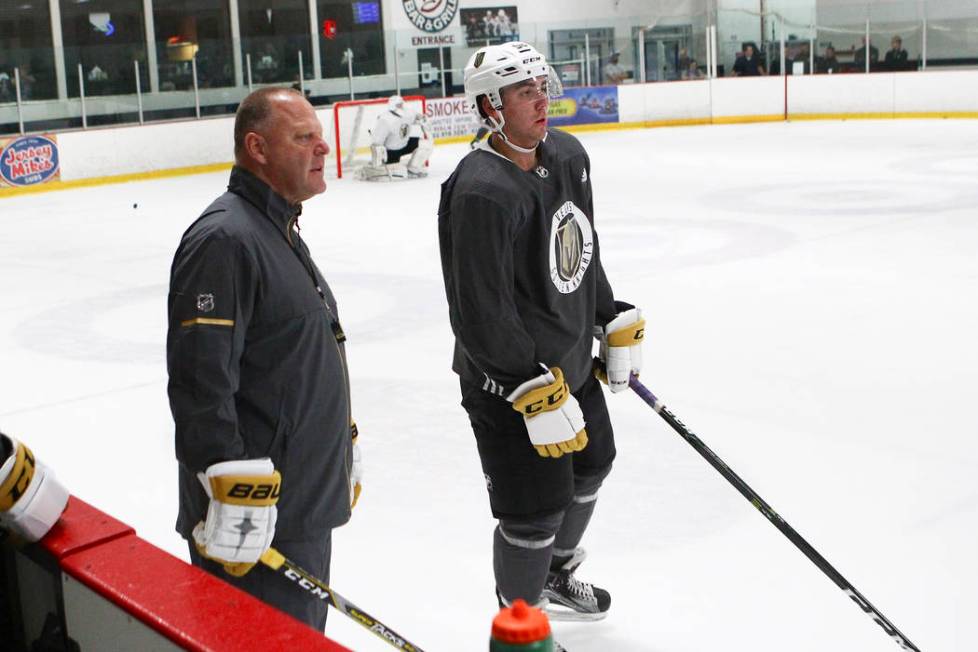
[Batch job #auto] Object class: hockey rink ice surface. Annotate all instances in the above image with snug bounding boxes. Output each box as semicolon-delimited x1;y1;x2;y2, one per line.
2;119;976;651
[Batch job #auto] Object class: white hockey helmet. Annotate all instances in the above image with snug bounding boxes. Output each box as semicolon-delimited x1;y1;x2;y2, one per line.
387;94;405;115
463;42;563;120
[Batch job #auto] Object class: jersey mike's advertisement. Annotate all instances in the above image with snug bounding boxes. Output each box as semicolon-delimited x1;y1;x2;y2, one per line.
547;86;620;127
0;134;61;187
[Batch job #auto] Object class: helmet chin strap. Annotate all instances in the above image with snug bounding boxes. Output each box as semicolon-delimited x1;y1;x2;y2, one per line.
486;113;539;154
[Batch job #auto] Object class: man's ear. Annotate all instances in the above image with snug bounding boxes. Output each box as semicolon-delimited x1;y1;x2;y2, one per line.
480;95;500;122
243;131;267;165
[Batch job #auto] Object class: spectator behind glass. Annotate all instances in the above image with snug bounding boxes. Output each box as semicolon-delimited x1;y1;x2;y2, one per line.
682;59;704;80
817;45;840;74
854;36;879;69
0;69;12;102
603;51;628;85
732;43;765;76
884;35;909;70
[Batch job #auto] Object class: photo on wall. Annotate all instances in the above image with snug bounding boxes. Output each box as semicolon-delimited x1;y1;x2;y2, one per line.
461;6;518;46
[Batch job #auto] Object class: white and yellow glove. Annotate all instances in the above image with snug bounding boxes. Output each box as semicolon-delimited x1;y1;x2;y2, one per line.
192;458;280;577
350;422;363;509
0;433;69;542
507;366;588;459
598;308;645;393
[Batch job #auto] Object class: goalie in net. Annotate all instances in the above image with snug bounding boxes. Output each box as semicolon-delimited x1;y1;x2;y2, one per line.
361;95;433;181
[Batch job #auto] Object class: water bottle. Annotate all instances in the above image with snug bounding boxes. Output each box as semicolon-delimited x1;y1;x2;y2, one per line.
489;599;554;652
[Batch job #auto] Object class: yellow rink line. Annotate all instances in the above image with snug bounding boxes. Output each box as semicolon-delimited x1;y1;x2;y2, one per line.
3;111;977;198
0;162;233;198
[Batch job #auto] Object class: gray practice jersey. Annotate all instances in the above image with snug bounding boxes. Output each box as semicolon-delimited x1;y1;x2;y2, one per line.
438;128;622;397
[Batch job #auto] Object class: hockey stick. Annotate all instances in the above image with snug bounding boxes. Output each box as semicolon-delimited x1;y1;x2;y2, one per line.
628;376;920;652
260;548;426;652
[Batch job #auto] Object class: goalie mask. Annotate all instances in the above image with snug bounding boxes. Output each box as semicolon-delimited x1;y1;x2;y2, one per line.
387;95;405;116
463;42;563;146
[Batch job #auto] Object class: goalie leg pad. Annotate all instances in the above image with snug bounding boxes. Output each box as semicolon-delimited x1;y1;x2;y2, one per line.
370;144;387;168
407;138;433;175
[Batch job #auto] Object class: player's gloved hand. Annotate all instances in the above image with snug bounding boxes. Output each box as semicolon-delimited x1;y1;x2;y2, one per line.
192;458;280;577
350;422;363;509
507;366;587;459
598;307;645;393
0;432;69;542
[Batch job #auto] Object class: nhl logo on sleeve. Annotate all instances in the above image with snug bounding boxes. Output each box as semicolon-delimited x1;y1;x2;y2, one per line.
196;293;215;313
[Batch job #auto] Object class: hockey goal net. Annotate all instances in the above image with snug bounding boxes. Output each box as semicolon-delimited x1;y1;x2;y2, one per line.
331;95;427;179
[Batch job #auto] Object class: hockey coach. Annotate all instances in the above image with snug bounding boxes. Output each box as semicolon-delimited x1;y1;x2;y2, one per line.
166;87;362;630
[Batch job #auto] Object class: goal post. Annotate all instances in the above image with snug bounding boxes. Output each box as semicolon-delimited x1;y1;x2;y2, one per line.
332;95;427;179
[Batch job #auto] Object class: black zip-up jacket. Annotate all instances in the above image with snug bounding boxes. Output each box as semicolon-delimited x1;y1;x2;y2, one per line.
167;166;352;541
438;129;621;398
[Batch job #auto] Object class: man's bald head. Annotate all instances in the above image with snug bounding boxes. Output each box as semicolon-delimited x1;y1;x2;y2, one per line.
234;87;304;161
232;87;329;205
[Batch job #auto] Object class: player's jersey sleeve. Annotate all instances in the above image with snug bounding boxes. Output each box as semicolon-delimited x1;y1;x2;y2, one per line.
441;188;540;392
166;227;257;472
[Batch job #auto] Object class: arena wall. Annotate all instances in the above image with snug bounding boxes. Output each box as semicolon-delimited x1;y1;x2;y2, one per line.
2;69;976;196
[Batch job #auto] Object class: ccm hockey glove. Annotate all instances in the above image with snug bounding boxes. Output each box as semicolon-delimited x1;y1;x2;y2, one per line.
598;308;645;393
0;432;69;542
507;366;588;459
192;458;280;577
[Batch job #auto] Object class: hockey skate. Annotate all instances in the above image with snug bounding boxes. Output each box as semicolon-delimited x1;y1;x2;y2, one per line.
495;590;569;651
542;548;610;622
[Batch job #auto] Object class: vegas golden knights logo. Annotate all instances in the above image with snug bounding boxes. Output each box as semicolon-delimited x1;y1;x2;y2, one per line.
556;217;583;282
548;201;594;294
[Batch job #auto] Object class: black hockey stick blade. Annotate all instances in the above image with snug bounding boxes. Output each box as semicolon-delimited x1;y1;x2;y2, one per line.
261;548;427;652
628;375;920;652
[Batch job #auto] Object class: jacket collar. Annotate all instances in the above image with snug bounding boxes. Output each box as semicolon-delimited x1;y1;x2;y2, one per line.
228;165;301;236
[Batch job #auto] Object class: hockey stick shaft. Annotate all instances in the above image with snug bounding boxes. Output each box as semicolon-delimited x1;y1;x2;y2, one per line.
260;548;426;652
628;376;920;652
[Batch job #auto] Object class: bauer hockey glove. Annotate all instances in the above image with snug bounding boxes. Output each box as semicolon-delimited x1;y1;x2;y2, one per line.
350;421;363;509
0;432;69;543
598;307;645;393
507;366;588;459
192;458;280;577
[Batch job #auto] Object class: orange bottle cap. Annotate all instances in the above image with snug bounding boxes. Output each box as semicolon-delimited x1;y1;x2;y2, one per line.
491;599;552;644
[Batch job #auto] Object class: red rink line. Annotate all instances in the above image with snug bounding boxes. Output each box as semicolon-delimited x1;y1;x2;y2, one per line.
40;496;350;651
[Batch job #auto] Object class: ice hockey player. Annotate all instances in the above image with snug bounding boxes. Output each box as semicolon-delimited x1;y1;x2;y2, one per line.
438;41;645;627
363;95;433;180
0;431;69;543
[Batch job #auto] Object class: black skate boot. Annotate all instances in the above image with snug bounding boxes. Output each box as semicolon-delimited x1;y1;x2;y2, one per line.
542;548;610;622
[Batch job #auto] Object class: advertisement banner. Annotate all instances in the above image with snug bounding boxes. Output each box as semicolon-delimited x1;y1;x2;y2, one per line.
425;96;481;140
547;86;620;127
0;134;61;188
